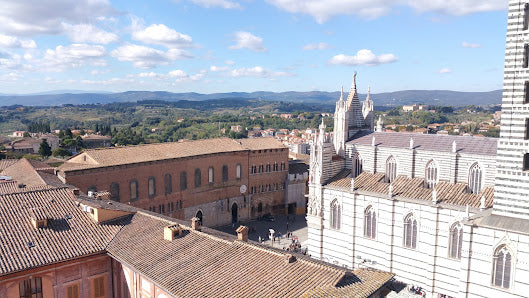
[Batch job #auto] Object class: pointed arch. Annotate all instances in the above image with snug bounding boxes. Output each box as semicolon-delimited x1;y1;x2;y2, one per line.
353;153;363;178
468;162;483;194
425;159;438;189
448;222;463;259
403;213;417;249
386;155;397;183
364;206;376;239
330;199;341;230
492;245;512;289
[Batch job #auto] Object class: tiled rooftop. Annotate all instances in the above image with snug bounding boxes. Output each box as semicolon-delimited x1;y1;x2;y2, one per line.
1;159;62;188
327;171;493;209
59;137;285;172
348;131;497;156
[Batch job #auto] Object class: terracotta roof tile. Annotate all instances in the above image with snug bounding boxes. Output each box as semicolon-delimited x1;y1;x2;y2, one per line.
237;137;286;150
327;171;493;209
0;159;18;171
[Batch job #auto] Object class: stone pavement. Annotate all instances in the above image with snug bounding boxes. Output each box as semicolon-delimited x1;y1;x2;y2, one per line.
214;214;308;251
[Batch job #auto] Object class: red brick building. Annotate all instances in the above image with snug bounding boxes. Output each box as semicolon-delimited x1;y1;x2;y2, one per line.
57;137;289;227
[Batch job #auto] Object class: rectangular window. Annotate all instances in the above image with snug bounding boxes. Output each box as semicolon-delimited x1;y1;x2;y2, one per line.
524;153;529;171
130;180;138;201
222;165;228;182
208;167;214;184
525;3;529;30
180;172;187;190
236;164;241;179
19;277;42;298
148;177;155;197
525;81;529;104
526;119;529;140
67;283;80;298
93;276;105;298
522;44;529;68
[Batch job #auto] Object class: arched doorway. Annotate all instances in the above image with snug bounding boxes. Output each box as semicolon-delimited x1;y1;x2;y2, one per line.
231;203;238;223
257;202;263;214
195;210;203;225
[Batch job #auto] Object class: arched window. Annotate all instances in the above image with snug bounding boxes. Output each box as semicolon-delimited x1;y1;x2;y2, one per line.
493;246;512;289
236;163;242;179
180;171;187;191
364;206;376;239
110;182;120;202
386;156;397;183
222;165;229;182
130;179;138;201
87;185;97;193
468;163;483;194
353;153;363;178
449;223;463;259
425;160;438;189
330;199;341;230
208;167;214;184
195;168;201;188
148;177;156;197
403;214;417;249
266;163;271;172
164;174;172;194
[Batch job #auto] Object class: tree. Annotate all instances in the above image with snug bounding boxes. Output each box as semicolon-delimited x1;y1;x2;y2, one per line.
38;139;52;158
52;147;72;157
23;131;30;137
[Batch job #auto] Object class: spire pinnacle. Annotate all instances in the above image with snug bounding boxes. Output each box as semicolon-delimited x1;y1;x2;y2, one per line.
339;86;344;101
353;71;357;90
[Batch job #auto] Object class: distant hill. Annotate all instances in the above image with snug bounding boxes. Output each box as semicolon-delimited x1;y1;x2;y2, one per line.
0;89;502;107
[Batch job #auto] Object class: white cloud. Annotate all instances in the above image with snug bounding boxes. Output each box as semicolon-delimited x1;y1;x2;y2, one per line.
302;42;330;51
190;0;241;9
132;24;194;48
225;60;235;65
438;68;452;73
210;65;229;72
0;72;23;81
229;66;293;78
81;77;135;85
265;0;507;23
462;41;482;48
0;0;117;36
41;44;106;70
229;31;267;52
62;23;119;44
137;69;205;83
329;49;398;66
0;34;36;48
111;44;192;68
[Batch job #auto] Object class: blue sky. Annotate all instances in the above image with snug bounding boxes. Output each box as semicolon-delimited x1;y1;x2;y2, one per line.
0;0;508;94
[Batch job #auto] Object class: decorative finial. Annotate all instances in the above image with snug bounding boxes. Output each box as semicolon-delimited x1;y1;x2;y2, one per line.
432;188;438;204
480;196;486;210
388;183;393;197
350;178;355;191
452;141;457;153
353;71;357;89
371;135;376;146
341;86;344;100
409;137;414;150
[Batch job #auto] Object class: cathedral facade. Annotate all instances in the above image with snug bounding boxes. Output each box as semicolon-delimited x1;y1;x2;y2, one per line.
307;2;529;297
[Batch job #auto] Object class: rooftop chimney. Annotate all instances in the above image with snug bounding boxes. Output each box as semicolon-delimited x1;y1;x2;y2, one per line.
236;225;249;241
284;254;296;264
73;188;80;195
164;224;183;241
191;217;201;231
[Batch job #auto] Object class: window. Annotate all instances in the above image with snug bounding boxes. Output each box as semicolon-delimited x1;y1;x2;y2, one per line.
195;168;201;188
449;223;463;259
164;173;172;194
493;246;512;289
404;214;417;249
208;167;214;183
180;171;187;190
88;185;97;193
148;177;156;197
425;160;438;189
524;153;529;171
19;277;42;298
522;44;529;68
386;156;397;183
236;164;241;179
525;3;529;31
468;163;483;194
281;162;285;171
66;283;80;298
130;179;138;201
526;119;529;140
330;199;341;230
274;162;278;171
364;206;376;239
93;276;105;298
266;164;271;172
259;164;263;173
222;165;228;182
353;153;363;178
523;81;529;103
110;182;120;202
